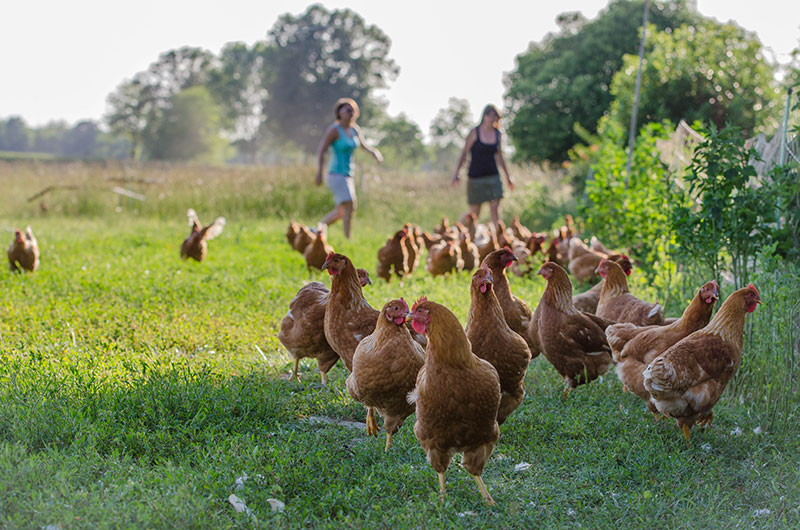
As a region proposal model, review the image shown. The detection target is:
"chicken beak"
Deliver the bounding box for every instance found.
[321,261,329,270]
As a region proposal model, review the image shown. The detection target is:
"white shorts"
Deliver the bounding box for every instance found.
[326,173,356,205]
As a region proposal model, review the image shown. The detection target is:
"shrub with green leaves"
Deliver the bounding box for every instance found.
[671,124,777,287]
[581,120,676,281]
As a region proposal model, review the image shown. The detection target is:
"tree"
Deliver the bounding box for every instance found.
[147,86,228,162]
[61,121,100,159]
[261,4,399,151]
[206,41,268,161]
[429,98,474,148]
[607,21,781,137]
[428,98,474,170]
[1,117,31,152]
[375,113,426,169]
[105,47,217,159]
[504,0,695,162]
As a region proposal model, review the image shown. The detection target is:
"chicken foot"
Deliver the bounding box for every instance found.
[365,407,381,436]
[472,475,496,506]
[697,413,713,428]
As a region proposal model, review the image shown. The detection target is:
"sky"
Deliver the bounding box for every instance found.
[1,0,798,134]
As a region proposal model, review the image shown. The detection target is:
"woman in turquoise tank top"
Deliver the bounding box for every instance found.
[315,98,383,239]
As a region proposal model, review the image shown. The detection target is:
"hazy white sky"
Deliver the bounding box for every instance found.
[1,1,797,133]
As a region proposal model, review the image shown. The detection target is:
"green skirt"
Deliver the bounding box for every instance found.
[467,175,504,205]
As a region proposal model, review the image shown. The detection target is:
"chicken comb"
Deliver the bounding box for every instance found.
[746,283,759,295]
[399,297,409,312]
[411,296,428,311]
[326,251,335,259]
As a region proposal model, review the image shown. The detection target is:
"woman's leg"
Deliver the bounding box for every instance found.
[341,201,355,239]
[321,207,341,226]
[489,199,501,227]
[461,203,482,223]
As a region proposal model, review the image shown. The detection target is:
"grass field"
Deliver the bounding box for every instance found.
[1,161,799,528]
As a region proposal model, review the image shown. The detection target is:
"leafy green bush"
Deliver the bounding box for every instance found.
[671,124,777,287]
[581,120,676,280]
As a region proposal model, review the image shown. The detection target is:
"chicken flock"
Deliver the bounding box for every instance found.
[6,211,762,506]
[278,215,762,505]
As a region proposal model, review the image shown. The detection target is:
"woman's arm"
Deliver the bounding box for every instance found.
[315,125,339,185]
[495,134,514,191]
[355,125,383,163]
[451,128,477,187]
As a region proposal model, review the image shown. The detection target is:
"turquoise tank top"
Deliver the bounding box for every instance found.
[328,124,359,176]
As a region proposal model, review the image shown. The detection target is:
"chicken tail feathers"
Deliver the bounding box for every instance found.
[24,225,36,243]
[642,357,676,396]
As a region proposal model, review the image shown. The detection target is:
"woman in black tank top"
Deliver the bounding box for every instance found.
[450,104,515,227]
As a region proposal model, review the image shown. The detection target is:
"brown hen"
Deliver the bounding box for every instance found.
[409,297,500,505]
[278,269,371,384]
[532,261,613,396]
[466,266,531,424]
[322,252,380,371]
[7,226,39,273]
[643,285,761,441]
[481,248,537,355]
[346,298,425,451]
[596,259,664,326]
[180,209,225,262]
[608,280,719,416]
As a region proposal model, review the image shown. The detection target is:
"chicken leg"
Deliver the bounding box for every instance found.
[473,475,496,506]
[698,413,713,428]
[384,432,393,452]
[682,424,691,445]
[438,472,446,504]
[293,359,300,382]
[365,407,380,436]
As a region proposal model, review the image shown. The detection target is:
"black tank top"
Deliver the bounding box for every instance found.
[467,127,500,178]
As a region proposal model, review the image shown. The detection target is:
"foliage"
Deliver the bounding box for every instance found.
[260,4,399,152]
[205,41,267,156]
[105,47,217,159]
[607,21,781,140]
[671,124,777,287]
[429,97,474,149]
[582,119,676,280]
[374,113,426,170]
[503,0,696,163]
[428,97,474,170]
[0,116,31,151]
[0,117,130,160]
[145,87,230,163]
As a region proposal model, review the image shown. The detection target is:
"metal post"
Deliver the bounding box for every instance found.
[624,0,650,189]
[779,87,793,166]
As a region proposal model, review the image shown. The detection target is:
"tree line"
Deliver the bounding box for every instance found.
[2,1,796,167]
